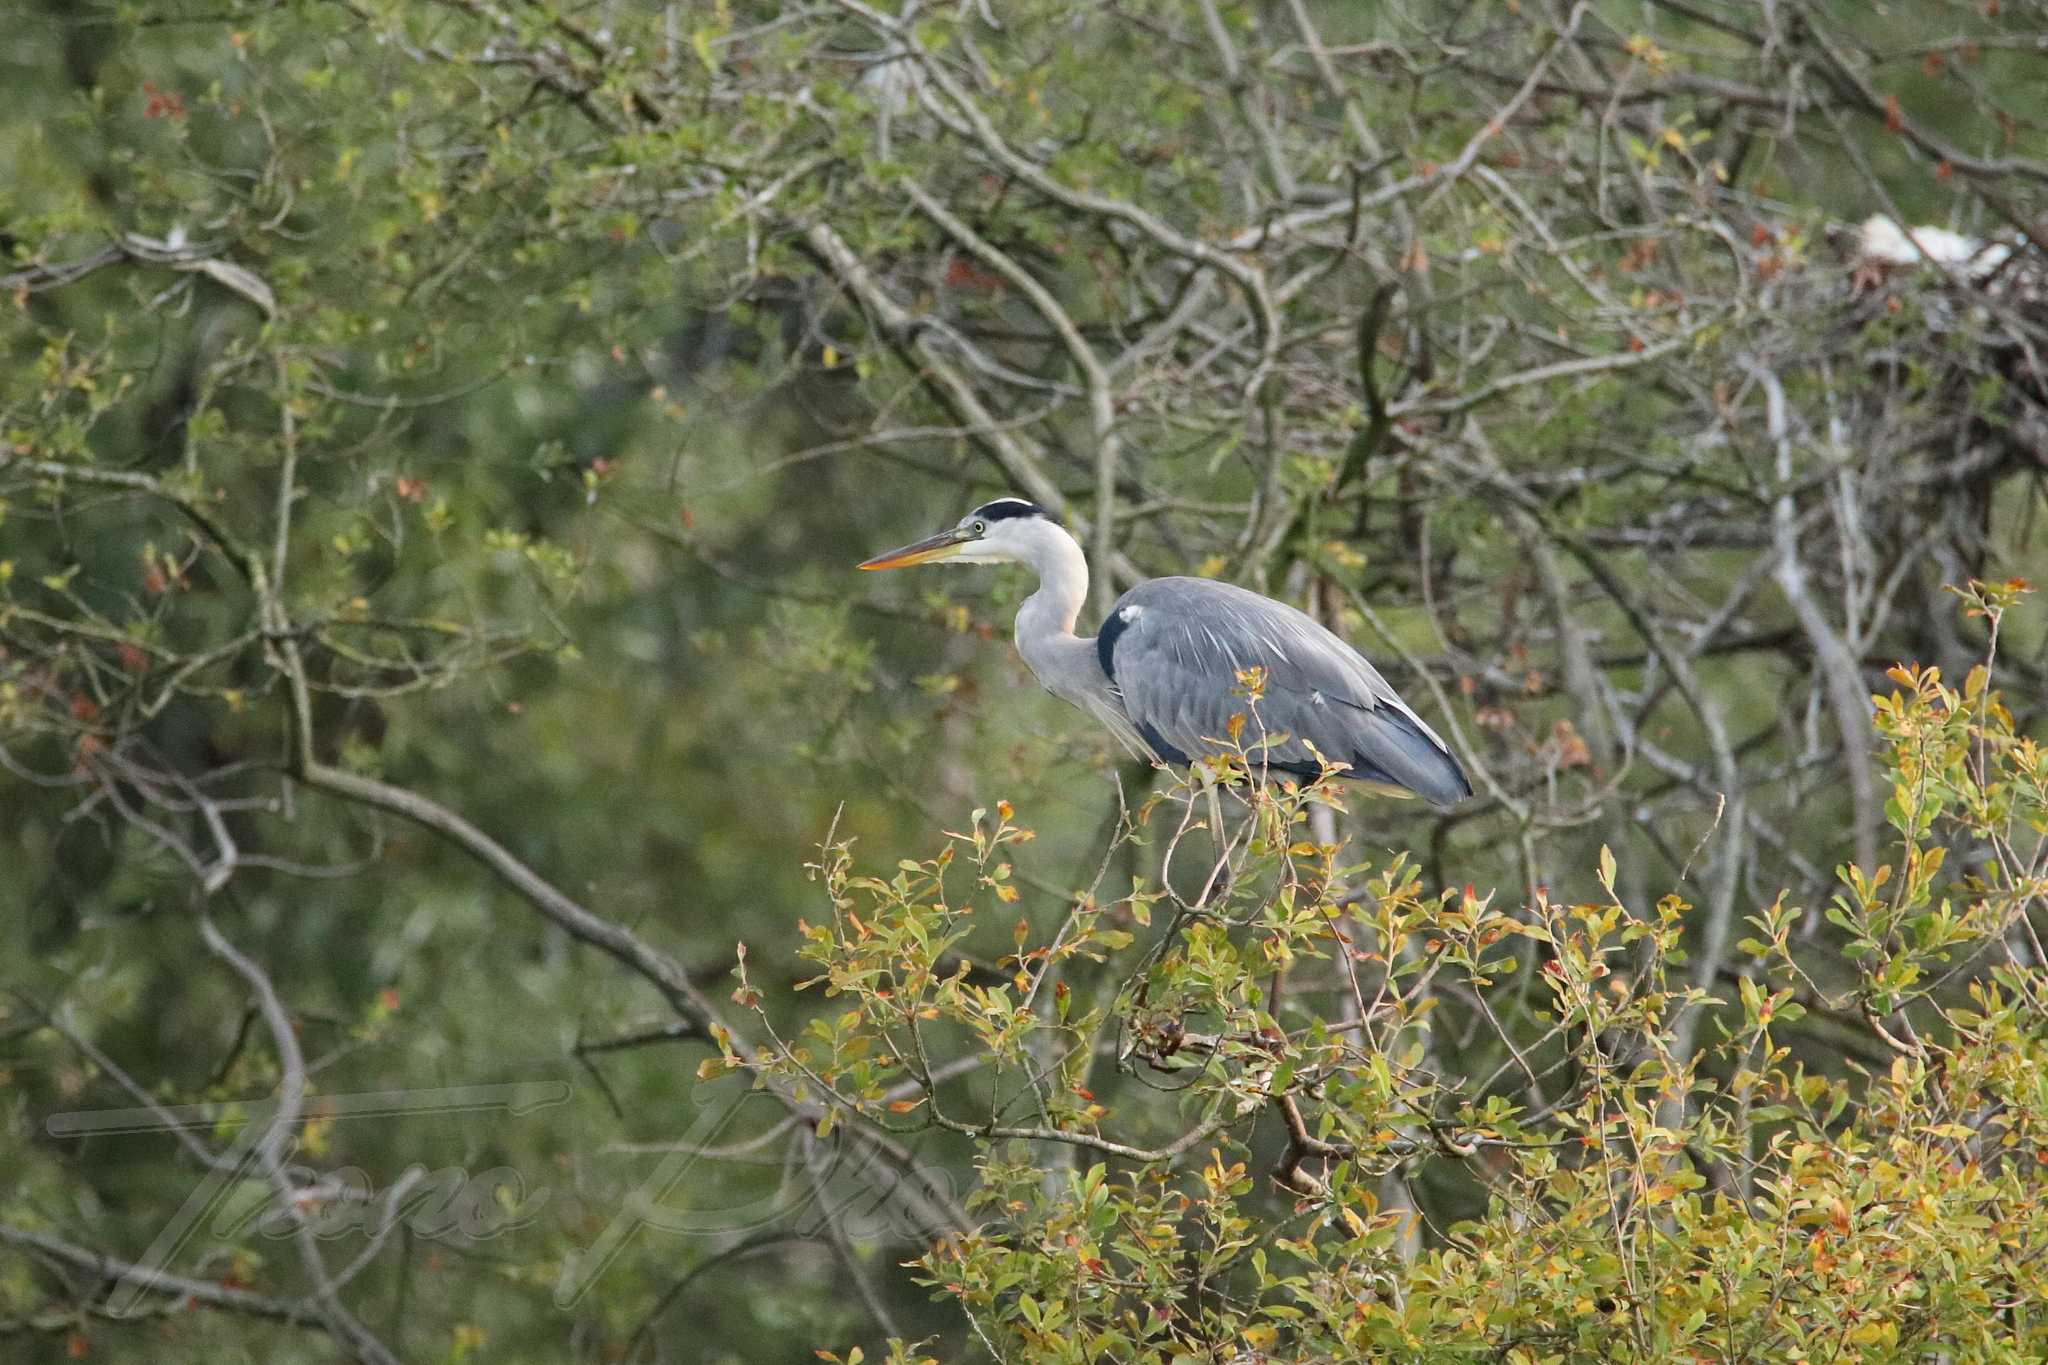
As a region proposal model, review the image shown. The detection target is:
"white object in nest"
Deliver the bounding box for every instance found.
[1858,214,2013,277]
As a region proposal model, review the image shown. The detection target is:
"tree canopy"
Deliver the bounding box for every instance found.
[3,1,2046,1361]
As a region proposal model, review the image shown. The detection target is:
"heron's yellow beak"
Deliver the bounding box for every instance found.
[857,528,974,570]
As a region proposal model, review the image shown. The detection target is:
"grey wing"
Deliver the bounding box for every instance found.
[1097,578,1472,806]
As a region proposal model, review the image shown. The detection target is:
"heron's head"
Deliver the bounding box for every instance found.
[858,497,1051,570]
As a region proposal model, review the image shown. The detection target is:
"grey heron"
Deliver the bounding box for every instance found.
[859,498,1471,806]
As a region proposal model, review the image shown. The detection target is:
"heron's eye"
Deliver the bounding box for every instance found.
[971,519,987,535]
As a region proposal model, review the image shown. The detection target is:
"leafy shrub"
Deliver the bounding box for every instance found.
[765,584,2047,1364]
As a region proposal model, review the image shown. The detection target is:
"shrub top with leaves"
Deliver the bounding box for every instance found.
[766,585,2046,1365]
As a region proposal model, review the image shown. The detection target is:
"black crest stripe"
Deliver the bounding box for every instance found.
[973,498,1045,522]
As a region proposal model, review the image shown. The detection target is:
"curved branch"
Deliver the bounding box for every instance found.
[0,1222,322,1327]
[898,179,1126,619]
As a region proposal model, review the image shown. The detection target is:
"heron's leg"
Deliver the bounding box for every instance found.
[1194,781,1231,906]
[1307,799,1337,849]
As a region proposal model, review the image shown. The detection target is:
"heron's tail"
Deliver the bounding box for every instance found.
[1343,703,1473,808]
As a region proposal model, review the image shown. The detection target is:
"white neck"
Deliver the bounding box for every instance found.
[1012,520,1088,638]
[1009,520,1103,708]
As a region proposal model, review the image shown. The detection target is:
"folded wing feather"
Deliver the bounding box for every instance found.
[1097,577,1471,806]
